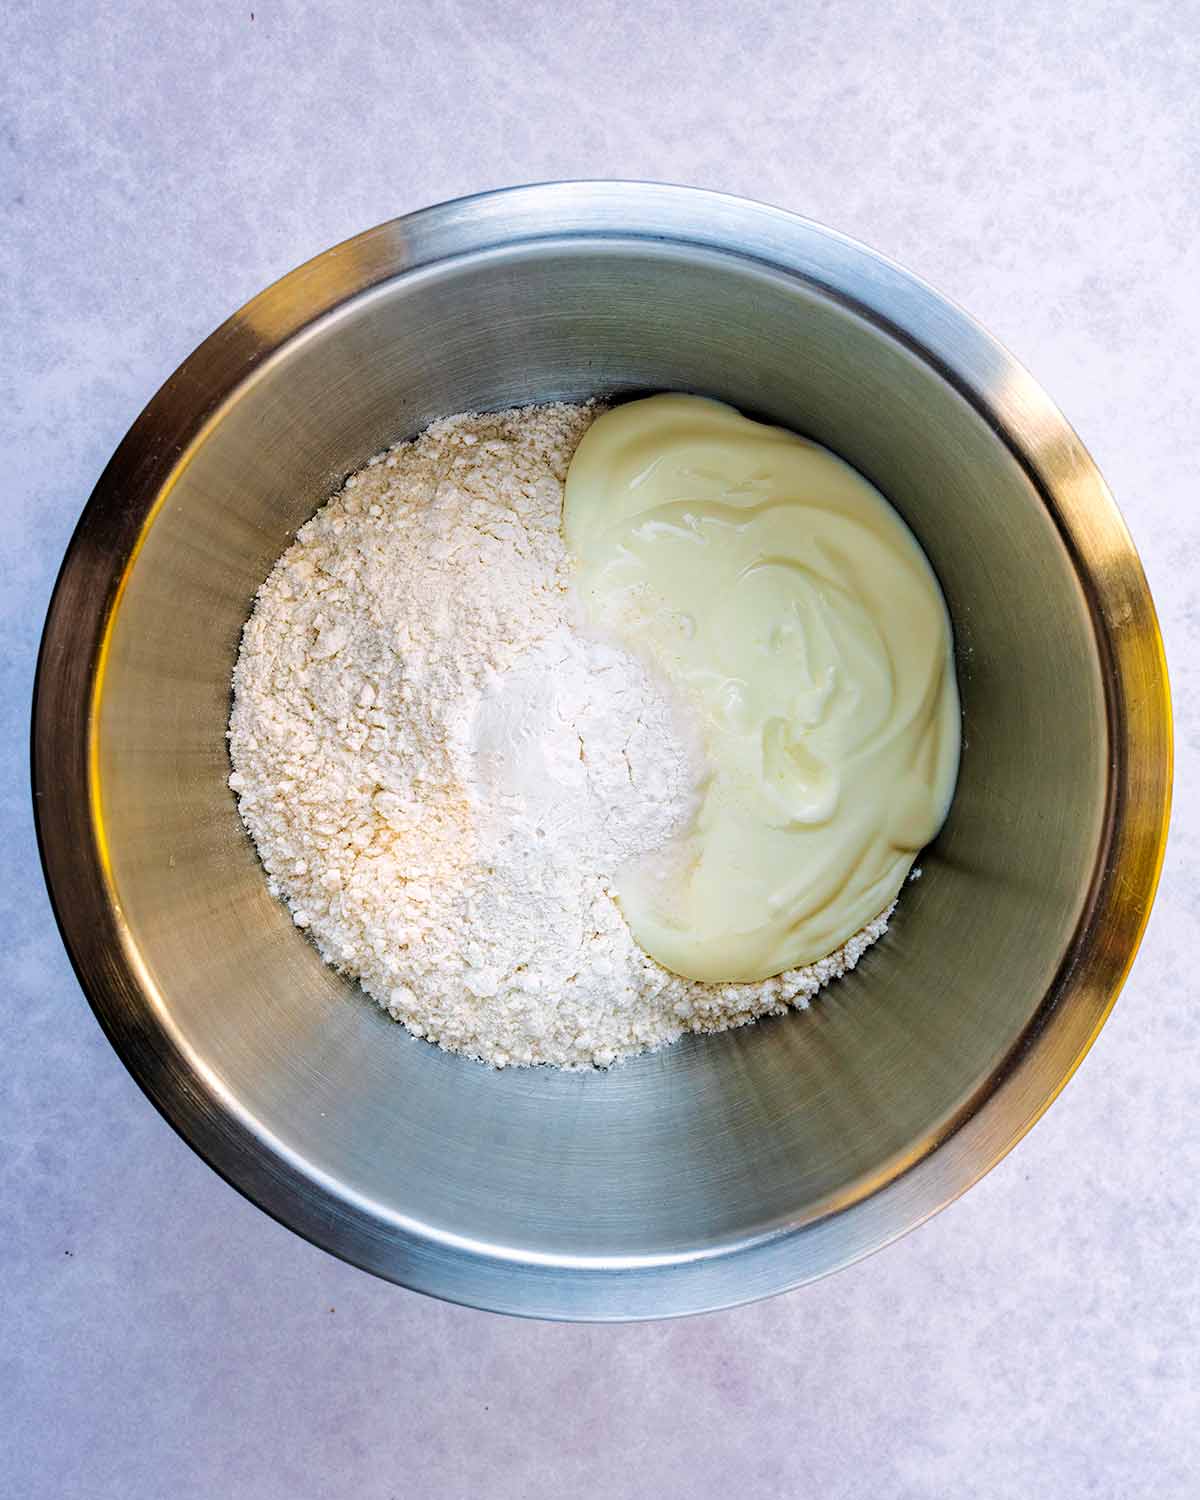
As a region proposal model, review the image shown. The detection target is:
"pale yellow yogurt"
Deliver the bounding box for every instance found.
[563,394,960,983]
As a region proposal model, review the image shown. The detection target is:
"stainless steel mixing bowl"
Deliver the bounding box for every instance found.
[33,183,1171,1319]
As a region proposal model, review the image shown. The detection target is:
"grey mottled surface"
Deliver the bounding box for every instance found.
[3,2,1197,1496]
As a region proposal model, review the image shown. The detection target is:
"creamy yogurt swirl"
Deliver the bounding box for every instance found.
[564,394,960,983]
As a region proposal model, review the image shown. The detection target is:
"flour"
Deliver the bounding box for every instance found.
[229,403,891,1068]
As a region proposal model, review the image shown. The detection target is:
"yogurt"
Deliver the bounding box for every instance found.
[563,393,961,983]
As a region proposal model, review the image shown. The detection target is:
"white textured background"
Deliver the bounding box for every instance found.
[3,2,1197,1496]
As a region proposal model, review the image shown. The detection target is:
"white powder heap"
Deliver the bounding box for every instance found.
[229,403,890,1068]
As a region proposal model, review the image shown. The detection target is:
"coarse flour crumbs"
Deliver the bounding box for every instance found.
[229,403,891,1068]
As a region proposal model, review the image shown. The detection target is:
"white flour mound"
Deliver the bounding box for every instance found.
[229,403,891,1068]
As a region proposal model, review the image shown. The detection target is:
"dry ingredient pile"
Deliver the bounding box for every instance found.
[228,403,891,1068]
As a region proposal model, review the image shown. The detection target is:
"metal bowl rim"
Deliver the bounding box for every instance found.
[31,180,1173,1319]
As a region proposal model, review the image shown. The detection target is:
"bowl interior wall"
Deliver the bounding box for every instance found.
[95,240,1107,1256]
